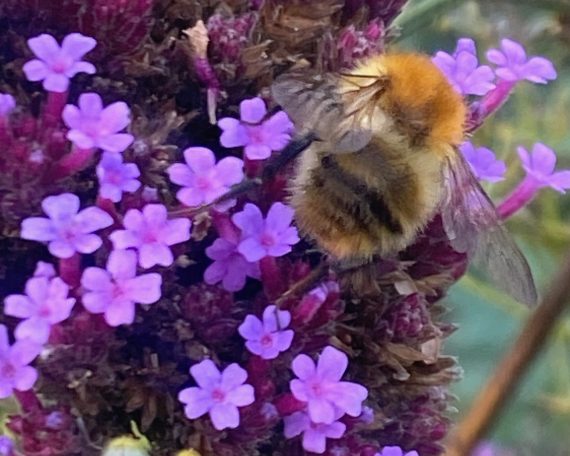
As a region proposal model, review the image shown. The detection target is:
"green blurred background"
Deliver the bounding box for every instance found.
[395,1,570,455]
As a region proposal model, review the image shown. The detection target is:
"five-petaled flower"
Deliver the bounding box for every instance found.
[97,152,141,202]
[204,236,260,292]
[283,410,346,454]
[81,249,162,326]
[460,141,506,183]
[238,305,294,359]
[62,92,134,153]
[0,93,16,117]
[517,143,570,192]
[21,193,113,258]
[23,33,96,93]
[178,359,255,430]
[167,146,244,210]
[290,346,368,424]
[232,202,300,262]
[0,324,41,399]
[375,446,419,456]
[218,97,294,160]
[4,276,76,344]
[486,38,557,84]
[109,204,191,269]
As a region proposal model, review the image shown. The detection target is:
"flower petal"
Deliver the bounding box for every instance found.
[179,387,213,418]
[123,274,162,304]
[183,147,216,173]
[220,363,248,391]
[238,315,264,341]
[43,73,70,93]
[190,359,221,389]
[210,403,239,430]
[4,295,35,319]
[61,33,97,60]
[105,300,136,326]
[14,318,50,344]
[42,193,80,220]
[317,346,348,382]
[225,384,255,407]
[28,34,60,62]
[292,354,316,380]
[20,217,56,242]
[22,60,49,82]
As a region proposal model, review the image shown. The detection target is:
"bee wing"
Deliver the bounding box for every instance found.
[271,72,374,153]
[441,152,538,307]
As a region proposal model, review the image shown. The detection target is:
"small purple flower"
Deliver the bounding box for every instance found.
[0,436,14,456]
[238,305,294,359]
[283,410,346,454]
[375,446,419,456]
[0,93,16,117]
[218,97,294,160]
[109,204,191,269]
[167,147,244,210]
[96,151,141,202]
[290,346,368,424]
[21,193,113,259]
[81,250,162,326]
[232,202,300,262]
[517,143,570,192]
[22,33,96,93]
[460,141,506,182]
[204,237,260,292]
[62,92,134,153]
[486,38,557,84]
[4,276,76,344]
[432,38,495,96]
[0,324,41,399]
[178,359,255,430]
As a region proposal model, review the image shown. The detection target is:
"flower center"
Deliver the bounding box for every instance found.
[309,381,323,397]
[0,362,16,380]
[211,388,226,403]
[195,175,212,191]
[38,305,51,318]
[260,333,273,347]
[260,232,275,247]
[51,57,69,73]
[246,125,264,144]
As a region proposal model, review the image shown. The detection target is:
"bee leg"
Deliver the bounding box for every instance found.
[333,257,382,296]
[262,132,318,180]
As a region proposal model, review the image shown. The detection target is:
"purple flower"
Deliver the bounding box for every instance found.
[0,93,16,116]
[238,305,294,359]
[96,151,141,202]
[109,204,191,269]
[283,410,346,454]
[0,324,41,399]
[460,141,506,182]
[218,97,294,160]
[21,193,113,259]
[167,147,244,210]
[81,250,162,326]
[22,33,96,93]
[4,276,76,344]
[0,436,14,456]
[62,92,134,153]
[432,38,495,96]
[517,143,570,192]
[486,38,557,84]
[232,203,300,262]
[290,346,368,424]
[204,237,260,292]
[375,447,419,456]
[178,359,255,430]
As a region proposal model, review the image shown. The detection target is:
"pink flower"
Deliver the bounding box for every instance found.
[96,152,141,202]
[109,204,191,269]
[204,237,260,292]
[486,38,557,84]
[178,359,255,430]
[22,33,96,93]
[81,250,162,326]
[232,202,300,262]
[290,346,368,424]
[4,276,76,344]
[218,97,294,160]
[460,141,506,183]
[167,147,244,210]
[375,446,419,456]
[238,305,294,359]
[0,93,16,116]
[283,410,346,454]
[0,324,41,399]
[20,193,113,259]
[62,92,134,153]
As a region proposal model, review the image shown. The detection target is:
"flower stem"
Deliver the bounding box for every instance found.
[497,177,539,220]
[467,80,517,133]
[14,390,41,413]
[59,254,81,288]
[43,91,68,128]
[51,146,96,180]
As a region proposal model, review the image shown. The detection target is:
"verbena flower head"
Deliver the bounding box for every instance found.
[4,276,76,344]
[62,92,134,152]
[432,38,495,96]
[0,324,41,399]
[218,97,294,160]
[0,93,16,116]
[21,193,113,258]
[290,346,368,424]
[233,202,300,262]
[375,446,420,456]
[81,249,162,326]
[204,236,260,292]
[178,359,255,430]
[283,410,346,454]
[97,152,141,202]
[22,33,96,92]
[518,143,570,192]
[486,38,557,83]
[109,204,191,268]
[238,305,294,359]
[167,147,244,210]
[460,141,506,182]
